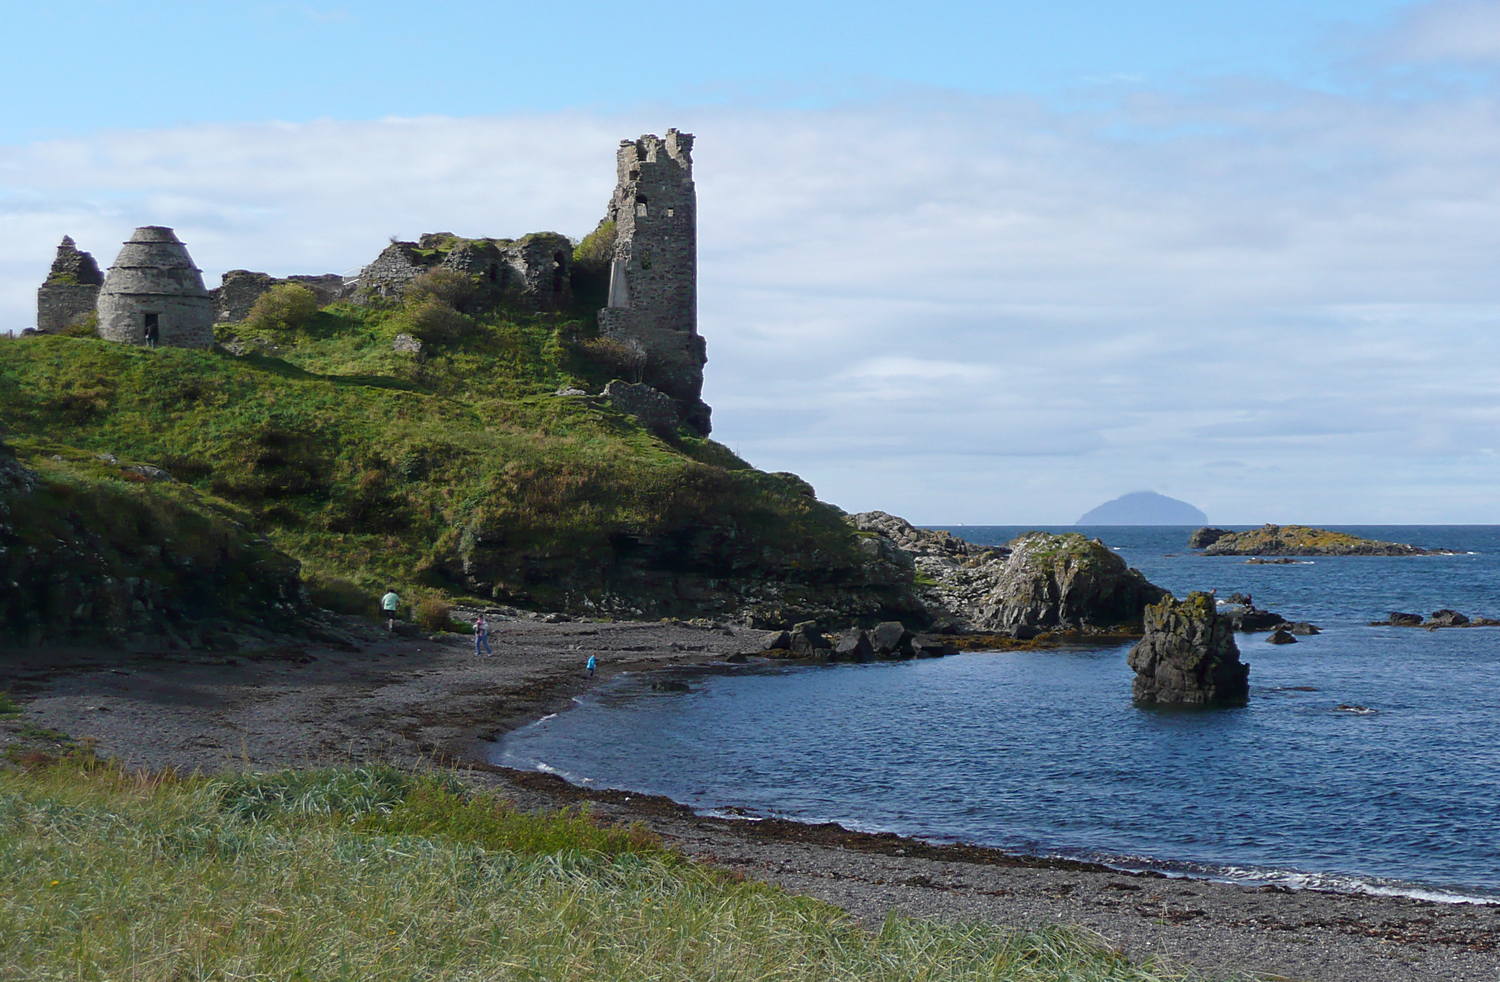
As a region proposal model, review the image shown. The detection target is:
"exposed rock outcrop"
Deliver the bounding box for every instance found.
[1128,592,1249,706]
[972,532,1168,633]
[1196,524,1456,556]
[1188,527,1232,549]
[846,514,1166,634]
[601,380,681,437]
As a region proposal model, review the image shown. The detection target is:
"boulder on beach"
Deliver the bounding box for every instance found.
[1127,592,1249,706]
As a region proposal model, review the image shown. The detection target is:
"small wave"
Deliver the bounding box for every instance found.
[1216,866,1498,905]
[535,761,593,786]
[536,712,558,723]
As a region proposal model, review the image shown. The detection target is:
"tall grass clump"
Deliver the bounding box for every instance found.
[0,760,1219,982]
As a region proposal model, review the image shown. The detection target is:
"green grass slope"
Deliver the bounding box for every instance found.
[0,303,918,626]
[0,442,303,647]
[0,759,1214,981]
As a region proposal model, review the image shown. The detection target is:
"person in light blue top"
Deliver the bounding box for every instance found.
[585,654,597,677]
[380,589,400,632]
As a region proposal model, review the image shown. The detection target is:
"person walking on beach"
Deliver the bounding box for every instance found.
[381,588,401,632]
[473,613,493,656]
[585,654,597,678]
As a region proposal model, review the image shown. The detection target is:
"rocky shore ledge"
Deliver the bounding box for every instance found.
[1190,524,1458,557]
[4,622,1498,982]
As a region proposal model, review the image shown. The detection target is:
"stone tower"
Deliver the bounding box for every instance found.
[36,236,104,333]
[598,129,709,434]
[97,226,215,348]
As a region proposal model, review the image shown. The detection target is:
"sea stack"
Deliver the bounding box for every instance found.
[1127,592,1249,706]
[97,226,215,348]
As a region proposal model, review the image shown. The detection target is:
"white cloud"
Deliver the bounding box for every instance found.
[2,82,1500,523]
[1388,0,1500,62]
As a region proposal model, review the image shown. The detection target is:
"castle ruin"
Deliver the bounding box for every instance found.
[32,130,707,432]
[597,129,708,434]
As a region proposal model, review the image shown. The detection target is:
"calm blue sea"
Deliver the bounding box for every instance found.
[492,526,1500,902]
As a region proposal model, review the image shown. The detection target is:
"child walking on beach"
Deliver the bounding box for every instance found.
[585,654,596,678]
[473,614,493,656]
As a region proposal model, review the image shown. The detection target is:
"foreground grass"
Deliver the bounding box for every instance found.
[0,760,1215,981]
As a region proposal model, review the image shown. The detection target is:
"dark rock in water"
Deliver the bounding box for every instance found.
[1202,524,1455,557]
[1010,624,1043,641]
[832,629,875,662]
[1232,608,1287,633]
[1335,704,1376,715]
[1283,622,1320,636]
[911,635,957,658]
[725,652,751,663]
[1386,611,1424,626]
[1077,491,1207,526]
[1429,609,1470,627]
[869,621,914,658]
[1246,557,1301,565]
[1266,629,1298,645]
[651,680,691,692]
[788,621,831,656]
[1189,527,1232,549]
[1128,592,1248,706]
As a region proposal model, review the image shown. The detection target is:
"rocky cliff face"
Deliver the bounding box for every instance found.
[1127,592,1249,706]
[0,445,307,649]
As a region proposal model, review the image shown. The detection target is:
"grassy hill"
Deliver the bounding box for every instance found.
[0,296,920,632]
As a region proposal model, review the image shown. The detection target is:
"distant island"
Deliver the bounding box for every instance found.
[1076,491,1207,526]
[1190,524,1458,557]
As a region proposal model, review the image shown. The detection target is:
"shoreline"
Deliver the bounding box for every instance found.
[485,655,1500,910]
[4,616,1499,981]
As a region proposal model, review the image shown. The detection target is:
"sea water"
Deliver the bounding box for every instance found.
[491,526,1500,901]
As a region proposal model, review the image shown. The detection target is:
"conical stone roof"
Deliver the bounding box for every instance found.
[100,226,210,298]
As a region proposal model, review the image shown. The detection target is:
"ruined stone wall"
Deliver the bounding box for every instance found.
[213,270,345,322]
[35,236,103,333]
[347,233,572,311]
[596,129,708,434]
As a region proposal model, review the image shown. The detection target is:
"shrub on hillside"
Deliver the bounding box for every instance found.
[413,597,454,632]
[573,335,646,383]
[58,313,98,338]
[406,269,484,314]
[400,299,471,344]
[245,284,320,333]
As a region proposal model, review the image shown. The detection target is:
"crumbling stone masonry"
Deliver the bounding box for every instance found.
[35,236,103,333]
[97,227,215,348]
[213,270,345,323]
[597,130,710,435]
[346,232,573,310]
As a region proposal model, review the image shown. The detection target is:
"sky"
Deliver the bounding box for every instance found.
[3,0,1499,524]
